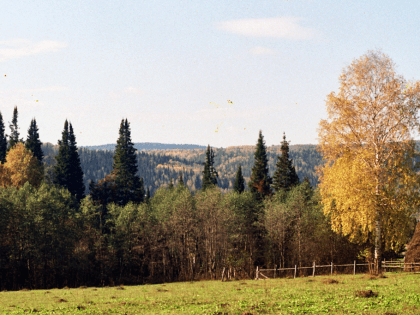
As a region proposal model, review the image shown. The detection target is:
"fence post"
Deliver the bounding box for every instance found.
[331,262,333,275]
[274,265,277,279]
[353,260,356,275]
[312,261,316,277]
[294,265,297,279]
[256,266,259,280]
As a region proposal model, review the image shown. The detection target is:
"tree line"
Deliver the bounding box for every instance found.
[0,50,419,288]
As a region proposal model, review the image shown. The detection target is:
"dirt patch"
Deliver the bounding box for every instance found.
[323,279,339,284]
[355,290,378,298]
[44,291,50,294]
[220,303,229,308]
[57,298,67,303]
[77,305,86,310]
[156,288,168,292]
[116,286,125,290]
[241,312,253,315]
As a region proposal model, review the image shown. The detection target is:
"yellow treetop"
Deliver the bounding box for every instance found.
[0,142,43,188]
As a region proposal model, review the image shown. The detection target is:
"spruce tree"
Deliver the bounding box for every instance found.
[8,106,21,149]
[68,123,86,202]
[202,145,218,191]
[112,119,144,205]
[54,120,70,189]
[248,130,271,200]
[272,133,299,192]
[25,118,44,162]
[233,164,245,193]
[54,120,85,202]
[0,112,7,163]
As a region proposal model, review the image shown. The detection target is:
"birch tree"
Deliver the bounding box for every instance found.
[318,50,420,272]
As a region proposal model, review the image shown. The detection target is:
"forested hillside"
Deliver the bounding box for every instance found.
[42,142,323,195]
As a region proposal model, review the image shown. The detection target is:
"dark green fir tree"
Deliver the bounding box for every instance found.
[272,133,300,192]
[0,111,7,163]
[54,120,85,202]
[8,106,21,150]
[68,123,85,202]
[25,118,44,162]
[54,120,71,189]
[112,119,145,205]
[233,164,245,193]
[248,130,271,200]
[202,145,218,191]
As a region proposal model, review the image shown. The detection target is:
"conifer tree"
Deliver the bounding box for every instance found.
[233,164,245,193]
[8,106,21,149]
[202,145,218,191]
[54,120,71,189]
[68,123,85,202]
[54,120,85,202]
[25,118,43,163]
[0,112,7,163]
[112,119,144,205]
[272,133,299,192]
[248,131,271,200]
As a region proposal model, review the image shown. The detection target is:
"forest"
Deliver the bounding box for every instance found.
[1,51,420,290]
[42,141,323,196]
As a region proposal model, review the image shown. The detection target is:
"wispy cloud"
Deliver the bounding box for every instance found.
[249,46,276,55]
[0,39,68,62]
[216,17,317,40]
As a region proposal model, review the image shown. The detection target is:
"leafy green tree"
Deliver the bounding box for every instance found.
[0,112,7,163]
[272,133,299,192]
[202,145,218,191]
[233,164,245,193]
[248,131,271,200]
[112,119,144,205]
[25,118,43,163]
[8,106,21,150]
[54,120,85,202]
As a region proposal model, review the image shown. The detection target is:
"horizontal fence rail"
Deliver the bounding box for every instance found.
[254,260,419,280]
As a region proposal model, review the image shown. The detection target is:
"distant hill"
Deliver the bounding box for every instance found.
[42,143,323,195]
[82,143,207,151]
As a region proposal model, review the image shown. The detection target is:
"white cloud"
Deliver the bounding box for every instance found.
[249,46,276,55]
[216,17,317,40]
[0,39,68,62]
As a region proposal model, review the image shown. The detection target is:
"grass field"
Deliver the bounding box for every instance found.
[1,272,420,314]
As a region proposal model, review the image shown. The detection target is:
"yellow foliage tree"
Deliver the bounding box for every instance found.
[318,51,420,271]
[0,142,43,188]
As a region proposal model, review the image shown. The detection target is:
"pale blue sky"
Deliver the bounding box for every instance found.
[1,0,419,147]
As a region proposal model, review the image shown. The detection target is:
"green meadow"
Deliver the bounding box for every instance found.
[1,272,419,314]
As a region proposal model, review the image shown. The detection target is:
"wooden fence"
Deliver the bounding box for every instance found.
[255,260,420,280]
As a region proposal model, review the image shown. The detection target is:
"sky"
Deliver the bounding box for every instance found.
[1,0,420,148]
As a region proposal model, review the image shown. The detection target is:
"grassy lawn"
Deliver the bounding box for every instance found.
[1,272,420,314]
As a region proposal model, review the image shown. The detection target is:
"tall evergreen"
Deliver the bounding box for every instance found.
[0,112,7,163]
[54,120,71,189]
[68,123,86,202]
[272,133,299,192]
[8,106,21,149]
[112,119,144,205]
[178,172,184,187]
[233,164,245,193]
[54,120,85,202]
[248,130,272,200]
[25,118,44,162]
[202,145,218,191]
